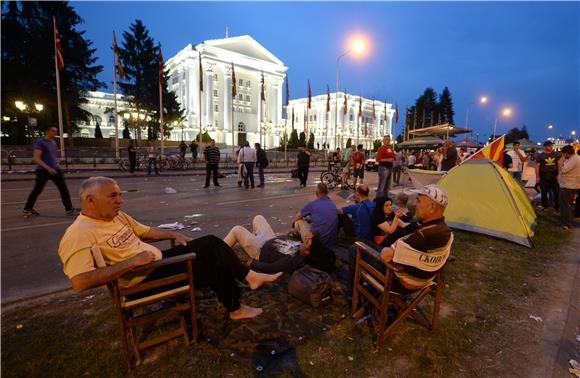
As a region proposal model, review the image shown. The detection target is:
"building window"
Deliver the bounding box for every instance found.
[349,114,354,121]
[214,104,219,112]
[213,89,218,97]
[246,80,251,87]
[245,95,251,102]
[238,79,244,87]
[109,115,115,124]
[238,94,243,101]
[81,129,90,138]
[238,122,246,132]
[214,120,219,127]
[213,73,218,81]
[314,115,317,121]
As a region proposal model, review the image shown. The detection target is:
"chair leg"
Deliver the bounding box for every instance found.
[117,310,133,371]
[351,249,363,317]
[187,263,198,344]
[375,282,392,352]
[431,284,444,331]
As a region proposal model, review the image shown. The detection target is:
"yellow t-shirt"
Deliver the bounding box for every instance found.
[58,211,162,288]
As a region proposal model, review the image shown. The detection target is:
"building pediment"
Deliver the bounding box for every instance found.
[199,35,284,66]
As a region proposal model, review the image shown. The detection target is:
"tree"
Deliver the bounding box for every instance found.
[94,120,103,139]
[373,139,382,151]
[118,20,183,142]
[396,133,404,143]
[299,131,306,147]
[505,126,530,144]
[346,138,352,148]
[288,129,299,148]
[307,132,315,149]
[1,1,104,145]
[439,87,455,124]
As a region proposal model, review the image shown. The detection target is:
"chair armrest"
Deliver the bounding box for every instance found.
[354,241,403,272]
[132,252,196,273]
[141,238,176,247]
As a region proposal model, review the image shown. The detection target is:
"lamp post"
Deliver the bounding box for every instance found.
[492,107,512,140]
[14,100,44,143]
[335,38,365,151]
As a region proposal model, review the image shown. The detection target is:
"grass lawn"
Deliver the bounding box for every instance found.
[1,211,574,377]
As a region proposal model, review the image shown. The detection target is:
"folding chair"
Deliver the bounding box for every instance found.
[91,240,197,370]
[351,241,447,352]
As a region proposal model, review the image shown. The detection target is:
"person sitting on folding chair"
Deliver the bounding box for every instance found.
[58,176,281,320]
[377,184,452,291]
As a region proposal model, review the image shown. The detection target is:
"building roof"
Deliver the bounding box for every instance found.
[408,123,471,136]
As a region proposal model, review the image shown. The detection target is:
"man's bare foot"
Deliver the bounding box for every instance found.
[245,270,282,290]
[229,304,263,320]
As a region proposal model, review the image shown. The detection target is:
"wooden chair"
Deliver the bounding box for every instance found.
[91,240,197,370]
[351,241,447,352]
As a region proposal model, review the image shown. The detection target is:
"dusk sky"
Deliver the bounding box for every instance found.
[74,1,580,144]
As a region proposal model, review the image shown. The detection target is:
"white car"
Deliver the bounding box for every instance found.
[365,154,378,171]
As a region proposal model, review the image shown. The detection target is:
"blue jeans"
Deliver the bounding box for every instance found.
[511,171,522,182]
[377,166,392,198]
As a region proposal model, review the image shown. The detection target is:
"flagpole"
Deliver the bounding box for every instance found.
[159,74,164,159]
[53,17,65,162]
[198,52,203,159]
[112,32,120,160]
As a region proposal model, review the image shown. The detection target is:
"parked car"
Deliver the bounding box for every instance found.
[365,154,378,171]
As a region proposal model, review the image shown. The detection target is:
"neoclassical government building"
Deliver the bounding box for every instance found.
[80,35,395,149]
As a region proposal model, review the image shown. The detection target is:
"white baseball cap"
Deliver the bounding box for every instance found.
[410,184,448,208]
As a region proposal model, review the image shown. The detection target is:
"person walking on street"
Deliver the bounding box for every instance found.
[506,141,527,182]
[376,135,395,198]
[297,145,311,187]
[127,140,137,174]
[557,145,580,230]
[23,125,78,217]
[203,139,221,188]
[190,140,198,162]
[441,140,458,171]
[393,149,403,185]
[238,141,256,189]
[352,144,365,187]
[179,140,187,159]
[536,140,560,211]
[147,141,159,175]
[255,143,269,188]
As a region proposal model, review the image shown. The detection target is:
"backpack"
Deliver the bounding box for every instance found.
[288,266,333,307]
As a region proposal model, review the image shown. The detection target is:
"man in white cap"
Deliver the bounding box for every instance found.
[378,184,453,291]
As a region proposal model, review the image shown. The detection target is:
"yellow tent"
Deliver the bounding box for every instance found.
[438,158,537,247]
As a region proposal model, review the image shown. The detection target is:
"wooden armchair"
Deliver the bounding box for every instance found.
[351,241,446,352]
[91,240,197,370]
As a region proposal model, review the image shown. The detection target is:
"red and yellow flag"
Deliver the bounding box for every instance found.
[231,62,237,97]
[307,80,312,109]
[261,71,265,102]
[53,17,64,70]
[198,52,203,92]
[158,44,164,86]
[113,31,124,80]
[343,89,348,115]
[326,85,330,113]
[395,102,399,124]
[468,135,505,165]
[372,99,376,120]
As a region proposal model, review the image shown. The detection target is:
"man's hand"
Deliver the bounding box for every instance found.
[46,167,58,175]
[379,247,394,263]
[131,250,157,268]
[172,232,193,246]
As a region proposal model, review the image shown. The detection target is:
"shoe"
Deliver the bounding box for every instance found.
[215,184,221,187]
[23,209,40,217]
[203,185,209,188]
[66,208,80,216]
[237,181,242,187]
[536,205,545,211]
[563,225,571,231]
[257,184,264,188]
[251,185,255,189]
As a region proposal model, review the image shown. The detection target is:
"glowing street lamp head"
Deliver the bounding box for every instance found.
[480,96,488,104]
[548,124,553,129]
[34,103,44,112]
[14,101,26,111]
[352,39,365,55]
[502,108,512,117]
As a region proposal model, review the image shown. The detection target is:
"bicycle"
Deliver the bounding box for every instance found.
[320,163,355,190]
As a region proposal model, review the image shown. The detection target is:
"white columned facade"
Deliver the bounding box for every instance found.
[223,66,233,146]
[205,63,214,129]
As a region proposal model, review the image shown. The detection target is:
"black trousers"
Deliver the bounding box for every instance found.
[24,169,72,211]
[128,154,137,173]
[205,163,219,186]
[540,172,559,210]
[147,158,158,174]
[142,235,249,312]
[298,166,309,186]
[243,162,255,188]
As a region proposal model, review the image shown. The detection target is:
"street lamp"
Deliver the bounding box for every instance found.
[335,37,366,150]
[465,95,488,129]
[14,100,44,142]
[492,107,512,139]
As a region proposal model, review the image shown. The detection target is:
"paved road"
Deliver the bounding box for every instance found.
[1,171,380,304]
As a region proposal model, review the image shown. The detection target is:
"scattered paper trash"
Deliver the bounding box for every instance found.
[184,213,204,218]
[83,295,95,301]
[309,361,314,366]
[270,350,276,355]
[576,334,580,343]
[158,222,185,230]
[16,324,23,329]
[348,356,354,361]
[529,315,543,322]
[164,187,177,194]
[256,366,263,372]
[570,360,580,370]
[191,227,202,232]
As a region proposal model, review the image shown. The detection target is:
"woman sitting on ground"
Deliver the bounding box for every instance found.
[372,197,417,247]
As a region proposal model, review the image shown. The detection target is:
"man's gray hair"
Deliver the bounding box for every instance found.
[79,176,117,200]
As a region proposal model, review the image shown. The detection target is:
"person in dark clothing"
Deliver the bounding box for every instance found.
[203,139,221,188]
[127,140,137,173]
[297,145,311,187]
[190,140,198,162]
[255,143,269,187]
[23,125,77,217]
[372,196,418,248]
[179,140,188,158]
[441,140,458,171]
[503,149,513,170]
[536,140,560,210]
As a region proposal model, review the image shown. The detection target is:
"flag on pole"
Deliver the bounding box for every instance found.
[198,52,203,92]
[384,100,387,124]
[53,17,64,70]
[307,80,312,109]
[465,135,505,165]
[158,44,164,85]
[358,96,362,114]
[285,75,290,106]
[231,62,237,97]
[372,99,376,120]
[343,89,348,115]
[113,31,124,80]
[326,85,330,113]
[395,102,399,124]
[260,71,265,102]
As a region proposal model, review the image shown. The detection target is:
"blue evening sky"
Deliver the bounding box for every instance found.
[73,1,579,143]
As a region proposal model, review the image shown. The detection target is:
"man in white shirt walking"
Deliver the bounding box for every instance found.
[506,141,527,182]
[558,145,580,230]
[238,141,257,189]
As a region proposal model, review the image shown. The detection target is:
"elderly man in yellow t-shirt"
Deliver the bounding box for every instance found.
[58,176,281,320]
